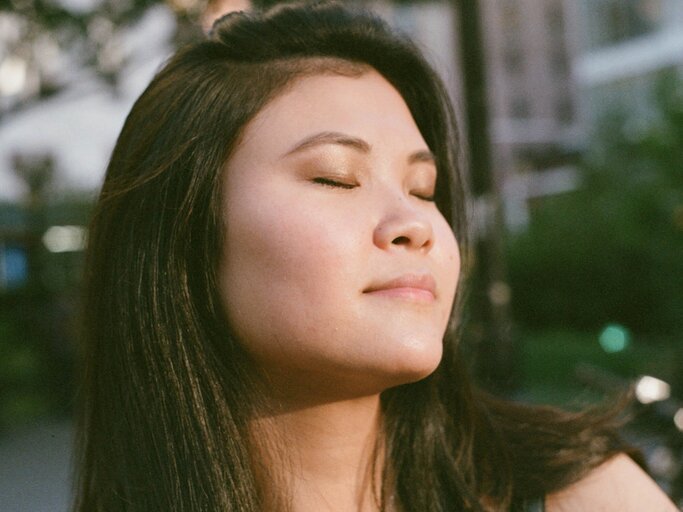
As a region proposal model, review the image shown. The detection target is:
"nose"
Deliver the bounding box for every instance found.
[373,197,434,252]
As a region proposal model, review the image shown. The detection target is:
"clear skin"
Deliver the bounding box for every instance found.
[218,70,678,511]
[220,69,459,511]
[220,70,460,404]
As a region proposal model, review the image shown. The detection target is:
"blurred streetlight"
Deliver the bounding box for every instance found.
[42,226,87,254]
[635,375,672,404]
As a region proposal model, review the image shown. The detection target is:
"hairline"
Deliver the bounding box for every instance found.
[222,55,379,169]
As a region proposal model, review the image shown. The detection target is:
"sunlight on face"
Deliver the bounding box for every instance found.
[219,69,460,401]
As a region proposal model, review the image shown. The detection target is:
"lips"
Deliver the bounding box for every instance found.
[363,273,437,302]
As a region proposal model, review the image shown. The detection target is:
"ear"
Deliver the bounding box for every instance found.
[546,453,678,512]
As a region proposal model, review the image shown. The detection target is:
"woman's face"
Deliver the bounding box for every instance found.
[219,69,460,400]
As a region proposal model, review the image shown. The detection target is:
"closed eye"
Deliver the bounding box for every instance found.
[412,191,435,202]
[312,177,357,189]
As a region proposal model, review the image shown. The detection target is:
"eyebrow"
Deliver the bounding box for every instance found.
[282,130,436,166]
[284,131,370,155]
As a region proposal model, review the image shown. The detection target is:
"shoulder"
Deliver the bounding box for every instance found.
[545,453,679,512]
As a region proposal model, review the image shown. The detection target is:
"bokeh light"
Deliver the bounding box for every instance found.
[42,225,87,253]
[674,408,683,432]
[0,56,28,97]
[598,323,631,353]
[635,375,671,404]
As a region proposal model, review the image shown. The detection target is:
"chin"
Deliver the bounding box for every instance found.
[375,337,443,386]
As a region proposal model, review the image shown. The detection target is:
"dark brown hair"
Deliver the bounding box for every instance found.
[74,1,634,510]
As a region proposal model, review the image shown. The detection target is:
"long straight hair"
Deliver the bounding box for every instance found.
[74,2,633,510]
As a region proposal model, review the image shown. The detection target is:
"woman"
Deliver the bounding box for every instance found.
[74,1,677,510]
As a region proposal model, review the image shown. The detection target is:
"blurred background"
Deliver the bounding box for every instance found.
[0,0,681,510]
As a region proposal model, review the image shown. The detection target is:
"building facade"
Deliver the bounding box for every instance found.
[571,0,683,125]
[373,0,582,229]
[481,0,582,228]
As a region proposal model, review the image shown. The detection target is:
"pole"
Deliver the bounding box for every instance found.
[455,0,516,393]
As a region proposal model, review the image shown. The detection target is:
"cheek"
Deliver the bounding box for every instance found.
[218,194,364,357]
[433,216,461,305]
[226,200,357,290]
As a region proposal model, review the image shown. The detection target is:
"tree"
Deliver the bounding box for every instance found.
[0,0,209,122]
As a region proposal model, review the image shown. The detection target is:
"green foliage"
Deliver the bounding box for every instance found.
[1,0,167,116]
[0,312,51,431]
[0,194,92,431]
[519,329,679,407]
[507,71,683,336]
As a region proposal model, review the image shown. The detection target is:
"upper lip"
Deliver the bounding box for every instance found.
[363,273,437,296]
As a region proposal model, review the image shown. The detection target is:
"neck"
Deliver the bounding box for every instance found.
[253,393,386,512]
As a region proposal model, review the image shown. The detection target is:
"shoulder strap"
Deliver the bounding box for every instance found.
[511,495,545,512]
[518,496,545,512]
[529,496,545,512]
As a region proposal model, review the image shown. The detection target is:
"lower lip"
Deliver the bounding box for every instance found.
[365,287,435,302]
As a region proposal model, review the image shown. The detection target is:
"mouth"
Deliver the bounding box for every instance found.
[363,273,437,302]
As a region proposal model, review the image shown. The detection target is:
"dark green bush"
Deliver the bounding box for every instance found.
[507,71,683,336]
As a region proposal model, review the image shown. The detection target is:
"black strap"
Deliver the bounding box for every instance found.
[529,496,545,512]
[519,496,545,512]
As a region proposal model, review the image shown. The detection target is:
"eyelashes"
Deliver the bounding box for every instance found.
[311,177,435,202]
[414,192,435,202]
[311,177,357,189]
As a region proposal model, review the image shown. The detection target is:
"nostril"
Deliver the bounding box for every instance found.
[375,218,434,251]
[392,236,411,245]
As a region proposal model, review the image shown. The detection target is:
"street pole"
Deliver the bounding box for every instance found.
[455,0,517,394]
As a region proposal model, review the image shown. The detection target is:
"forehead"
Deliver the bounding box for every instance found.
[230,69,428,163]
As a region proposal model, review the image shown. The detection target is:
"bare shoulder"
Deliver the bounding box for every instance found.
[546,453,679,512]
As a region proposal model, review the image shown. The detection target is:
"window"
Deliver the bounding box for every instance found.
[586,0,663,49]
[511,96,531,119]
[504,46,524,74]
[555,97,574,124]
[550,47,569,76]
